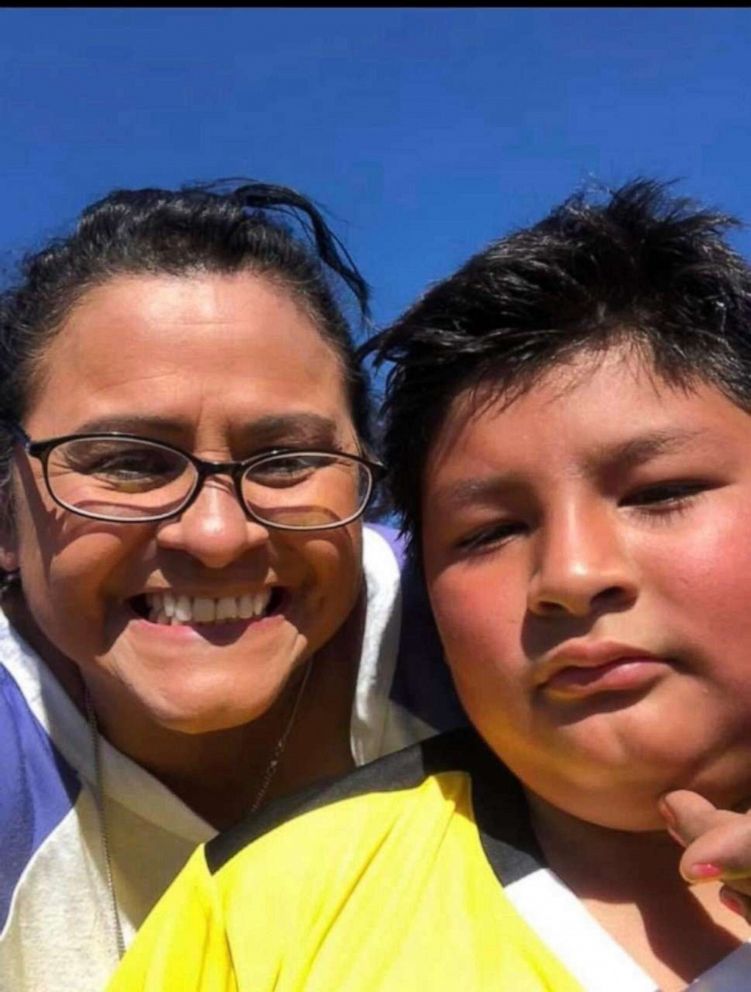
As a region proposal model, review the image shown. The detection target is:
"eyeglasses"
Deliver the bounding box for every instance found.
[10,425,384,531]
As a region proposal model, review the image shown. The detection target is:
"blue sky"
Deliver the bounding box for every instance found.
[2,7,751,338]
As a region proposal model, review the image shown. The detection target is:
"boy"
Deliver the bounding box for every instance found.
[109,180,751,991]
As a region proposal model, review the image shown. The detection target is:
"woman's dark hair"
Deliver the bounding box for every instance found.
[0,179,372,507]
[366,178,751,556]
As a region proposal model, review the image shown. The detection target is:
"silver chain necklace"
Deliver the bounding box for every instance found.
[84,689,126,961]
[83,657,313,960]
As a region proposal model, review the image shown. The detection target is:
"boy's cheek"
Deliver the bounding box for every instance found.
[647,501,751,614]
[430,573,527,695]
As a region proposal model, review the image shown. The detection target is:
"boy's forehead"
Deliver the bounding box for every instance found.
[427,346,645,449]
[454,345,676,416]
[422,344,749,486]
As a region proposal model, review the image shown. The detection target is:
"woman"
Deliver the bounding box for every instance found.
[0,180,463,992]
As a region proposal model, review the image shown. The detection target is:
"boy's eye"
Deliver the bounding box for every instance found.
[456,520,526,553]
[621,481,709,510]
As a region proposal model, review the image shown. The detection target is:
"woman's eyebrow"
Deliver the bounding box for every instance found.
[70,412,340,446]
[237,413,339,447]
[69,414,187,435]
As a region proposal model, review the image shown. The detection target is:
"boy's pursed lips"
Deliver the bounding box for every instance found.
[534,640,669,688]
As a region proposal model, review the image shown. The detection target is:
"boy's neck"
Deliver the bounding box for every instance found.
[526,788,680,886]
[525,788,746,992]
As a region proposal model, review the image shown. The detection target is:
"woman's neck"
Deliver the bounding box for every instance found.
[144,623,361,829]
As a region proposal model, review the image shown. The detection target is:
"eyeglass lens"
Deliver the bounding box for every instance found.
[44,437,371,527]
[242,451,370,528]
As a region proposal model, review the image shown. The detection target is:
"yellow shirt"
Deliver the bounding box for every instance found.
[108,731,584,992]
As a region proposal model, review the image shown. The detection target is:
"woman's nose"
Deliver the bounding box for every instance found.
[526,504,638,618]
[155,478,269,568]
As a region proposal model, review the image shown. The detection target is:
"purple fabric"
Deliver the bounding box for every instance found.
[391,553,468,730]
[368,524,468,732]
[0,665,80,930]
[367,523,406,568]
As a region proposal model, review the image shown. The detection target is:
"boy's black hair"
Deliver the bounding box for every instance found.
[366,179,751,555]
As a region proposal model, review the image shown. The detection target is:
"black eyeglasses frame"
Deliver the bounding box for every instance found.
[8,423,385,531]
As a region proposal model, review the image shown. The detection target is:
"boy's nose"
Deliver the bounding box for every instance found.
[526,505,638,618]
[156,478,269,568]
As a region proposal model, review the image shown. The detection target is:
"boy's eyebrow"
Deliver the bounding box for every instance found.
[587,427,709,471]
[432,427,709,510]
[431,474,529,510]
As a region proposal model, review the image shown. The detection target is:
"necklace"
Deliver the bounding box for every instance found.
[83,656,313,959]
[248,658,313,814]
[84,689,126,961]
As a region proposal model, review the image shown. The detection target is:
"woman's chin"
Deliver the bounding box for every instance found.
[140,693,274,736]
[102,612,305,730]
[111,656,288,736]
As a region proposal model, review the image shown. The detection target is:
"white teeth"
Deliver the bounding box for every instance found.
[238,593,255,619]
[216,596,239,621]
[260,590,272,615]
[143,590,274,625]
[175,595,192,623]
[192,597,216,623]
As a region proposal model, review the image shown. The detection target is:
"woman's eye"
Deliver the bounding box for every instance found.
[249,456,319,487]
[94,456,158,476]
[622,482,709,511]
[77,453,174,480]
[57,442,185,491]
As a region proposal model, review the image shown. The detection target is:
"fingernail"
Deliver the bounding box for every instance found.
[658,797,684,844]
[720,889,745,916]
[686,862,723,881]
[664,824,684,845]
[658,796,677,830]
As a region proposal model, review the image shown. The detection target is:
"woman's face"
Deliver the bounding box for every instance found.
[1,272,363,738]
[421,345,751,830]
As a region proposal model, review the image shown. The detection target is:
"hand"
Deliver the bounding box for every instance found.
[659,790,751,921]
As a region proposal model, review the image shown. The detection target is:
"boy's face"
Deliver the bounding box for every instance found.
[421,344,751,830]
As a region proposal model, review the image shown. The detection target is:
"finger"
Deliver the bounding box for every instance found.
[719,885,751,922]
[722,878,751,897]
[679,819,751,884]
[660,790,751,885]
[659,790,723,846]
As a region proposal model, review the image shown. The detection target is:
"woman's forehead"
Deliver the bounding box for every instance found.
[24,271,353,437]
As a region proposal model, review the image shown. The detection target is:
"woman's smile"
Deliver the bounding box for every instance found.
[124,600,286,648]
[140,589,276,625]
